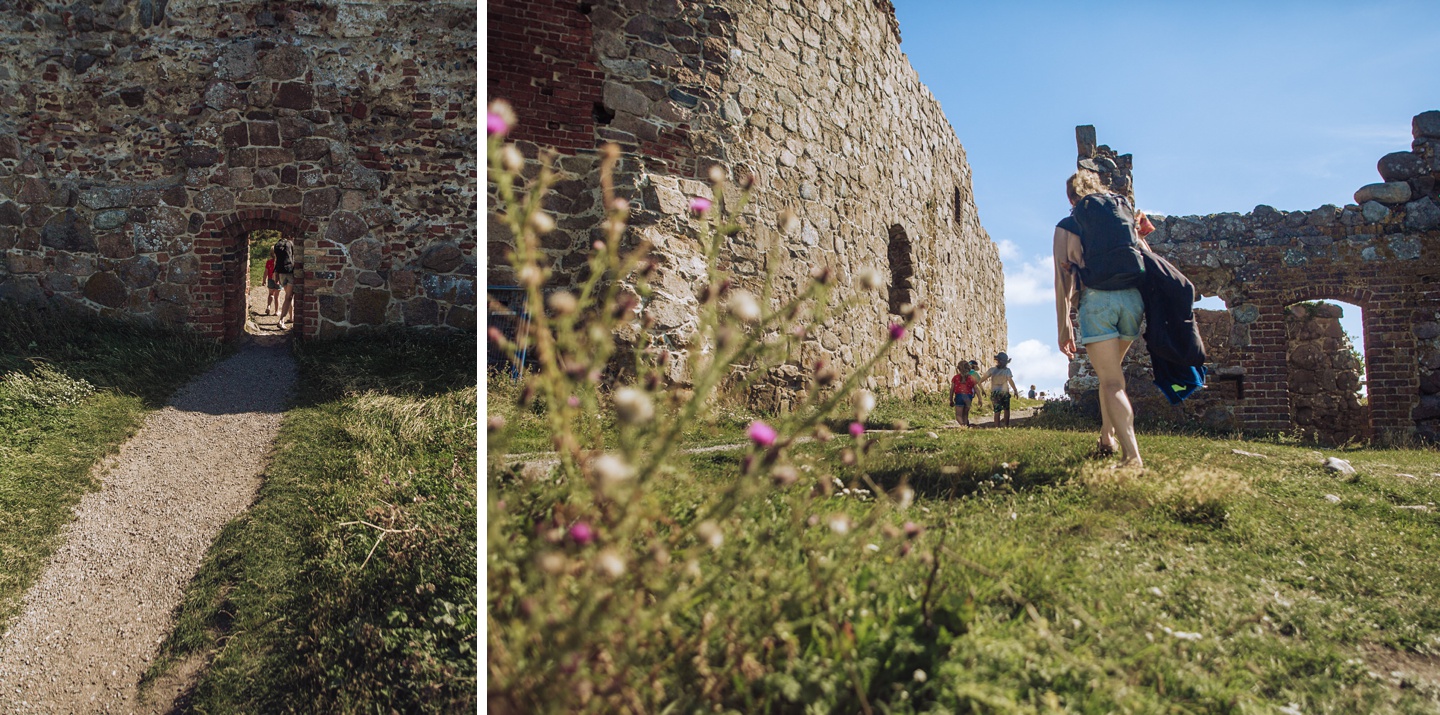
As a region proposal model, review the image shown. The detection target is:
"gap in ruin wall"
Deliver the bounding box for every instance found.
[0,1,479,340]
[487,0,1005,403]
[1062,114,1440,441]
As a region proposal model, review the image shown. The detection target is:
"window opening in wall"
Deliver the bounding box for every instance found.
[886,224,913,315]
[1283,299,1369,445]
[245,229,294,336]
[953,186,963,224]
[593,101,615,125]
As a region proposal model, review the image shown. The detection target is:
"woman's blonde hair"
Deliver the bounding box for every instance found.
[1066,170,1106,204]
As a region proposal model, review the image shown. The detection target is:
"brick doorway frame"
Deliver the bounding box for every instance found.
[212,212,318,342]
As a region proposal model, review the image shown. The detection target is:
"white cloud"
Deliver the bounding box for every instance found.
[995,238,1021,260]
[1006,339,1070,396]
[1002,254,1053,306]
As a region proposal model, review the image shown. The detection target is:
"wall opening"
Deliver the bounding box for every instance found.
[952,186,963,224]
[1284,299,1369,444]
[243,229,293,336]
[886,224,913,315]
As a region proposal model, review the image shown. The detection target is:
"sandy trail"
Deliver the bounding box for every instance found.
[0,339,296,714]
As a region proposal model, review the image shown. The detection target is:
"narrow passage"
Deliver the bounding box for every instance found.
[0,342,296,714]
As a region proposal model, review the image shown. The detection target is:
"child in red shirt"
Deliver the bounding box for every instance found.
[263,256,280,315]
[950,361,979,427]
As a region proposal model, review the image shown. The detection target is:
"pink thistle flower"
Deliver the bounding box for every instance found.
[849,422,865,438]
[569,522,594,545]
[889,323,906,341]
[487,112,510,136]
[689,196,712,216]
[747,420,777,447]
[567,395,581,408]
[903,521,923,539]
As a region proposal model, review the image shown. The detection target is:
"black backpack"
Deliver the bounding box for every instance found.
[1071,193,1145,291]
[274,238,294,274]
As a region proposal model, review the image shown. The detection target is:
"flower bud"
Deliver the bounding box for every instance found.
[828,514,850,535]
[854,389,876,420]
[613,387,654,424]
[695,520,723,549]
[487,415,506,432]
[813,424,833,442]
[501,144,524,173]
[738,172,757,190]
[591,454,636,486]
[770,465,799,487]
[518,264,541,289]
[536,552,566,574]
[858,268,882,291]
[597,549,626,578]
[601,143,621,161]
[547,291,577,315]
[809,264,832,284]
[707,164,726,185]
[528,211,555,234]
[778,209,800,234]
[727,290,762,323]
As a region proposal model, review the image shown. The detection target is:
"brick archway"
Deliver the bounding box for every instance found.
[206,210,319,342]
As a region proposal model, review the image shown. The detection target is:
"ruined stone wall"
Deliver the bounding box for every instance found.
[1060,114,1440,442]
[0,0,479,340]
[487,0,1005,402]
[1068,305,1368,445]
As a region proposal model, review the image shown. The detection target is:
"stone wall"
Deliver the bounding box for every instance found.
[1061,114,1440,442]
[0,0,479,340]
[487,0,1006,401]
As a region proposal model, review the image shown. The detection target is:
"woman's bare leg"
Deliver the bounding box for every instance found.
[1086,338,1140,466]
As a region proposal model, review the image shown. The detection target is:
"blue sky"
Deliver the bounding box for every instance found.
[893,0,1440,396]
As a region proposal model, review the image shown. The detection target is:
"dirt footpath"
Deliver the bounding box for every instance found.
[0,342,296,714]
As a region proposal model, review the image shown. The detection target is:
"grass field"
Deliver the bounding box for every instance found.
[149,329,478,713]
[0,303,223,632]
[489,405,1440,712]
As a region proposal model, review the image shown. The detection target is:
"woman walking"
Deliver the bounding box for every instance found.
[1053,171,1146,467]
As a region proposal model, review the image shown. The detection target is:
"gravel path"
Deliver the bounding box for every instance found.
[0,341,297,714]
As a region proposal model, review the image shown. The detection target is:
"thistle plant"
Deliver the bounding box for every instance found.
[486,100,931,713]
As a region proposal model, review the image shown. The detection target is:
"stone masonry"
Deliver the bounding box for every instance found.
[0,1,479,341]
[488,0,1006,403]
[1064,114,1440,442]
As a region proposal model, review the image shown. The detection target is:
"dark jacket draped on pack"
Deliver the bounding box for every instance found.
[1138,247,1207,404]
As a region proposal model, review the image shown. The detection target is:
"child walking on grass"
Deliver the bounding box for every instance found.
[979,352,1020,427]
[950,361,979,427]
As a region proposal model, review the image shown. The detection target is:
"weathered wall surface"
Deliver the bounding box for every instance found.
[487,0,1005,402]
[1062,113,1440,441]
[0,0,478,340]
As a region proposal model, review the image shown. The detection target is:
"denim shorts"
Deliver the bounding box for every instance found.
[952,392,973,407]
[1077,287,1143,345]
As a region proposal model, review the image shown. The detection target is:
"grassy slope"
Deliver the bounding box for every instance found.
[0,304,223,631]
[150,330,478,713]
[706,428,1440,712]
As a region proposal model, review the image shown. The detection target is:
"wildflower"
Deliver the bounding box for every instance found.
[546,291,577,315]
[610,197,631,214]
[487,415,506,433]
[841,449,857,466]
[814,424,833,442]
[695,520,723,549]
[727,290,762,322]
[568,522,595,545]
[528,210,555,234]
[597,549,626,578]
[902,521,923,538]
[501,144,524,172]
[613,387,654,424]
[857,268,882,291]
[770,465,799,487]
[888,323,906,341]
[913,669,927,683]
[707,164,726,184]
[828,514,850,534]
[814,361,838,386]
[747,420,777,447]
[591,454,635,486]
[854,389,876,420]
[895,485,915,509]
[487,99,516,134]
[865,543,880,552]
[689,196,712,216]
[536,552,566,574]
[809,264,832,284]
[849,422,864,437]
[778,208,799,234]
[517,264,541,288]
[567,396,581,409]
[738,172,757,190]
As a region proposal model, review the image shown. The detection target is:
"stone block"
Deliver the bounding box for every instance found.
[420,242,463,272]
[97,232,136,259]
[1354,182,1411,205]
[603,81,651,117]
[83,271,128,307]
[402,296,439,326]
[0,201,20,226]
[162,185,188,208]
[350,287,389,325]
[445,305,476,331]
[204,81,246,111]
[194,186,235,213]
[301,187,339,216]
[166,254,201,284]
[41,209,96,252]
[260,45,306,79]
[274,82,314,110]
[215,41,259,81]
[5,252,44,274]
[1360,201,1389,223]
[119,255,161,287]
[356,271,384,287]
[1414,111,1440,140]
[1378,151,1426,182]
[55,252,96,277]
[317,292,346,321]
[17,177,52,204]
[248,121,281,147]
[222,123,249,149]
[1404,197,1440,231]
[349,237,384,271]
[323,211,367,245]
[293,137,330,161]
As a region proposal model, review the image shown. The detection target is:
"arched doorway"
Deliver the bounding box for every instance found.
[212,213,316,342]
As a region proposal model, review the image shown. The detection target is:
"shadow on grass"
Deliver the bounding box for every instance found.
[293,327,476,407]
